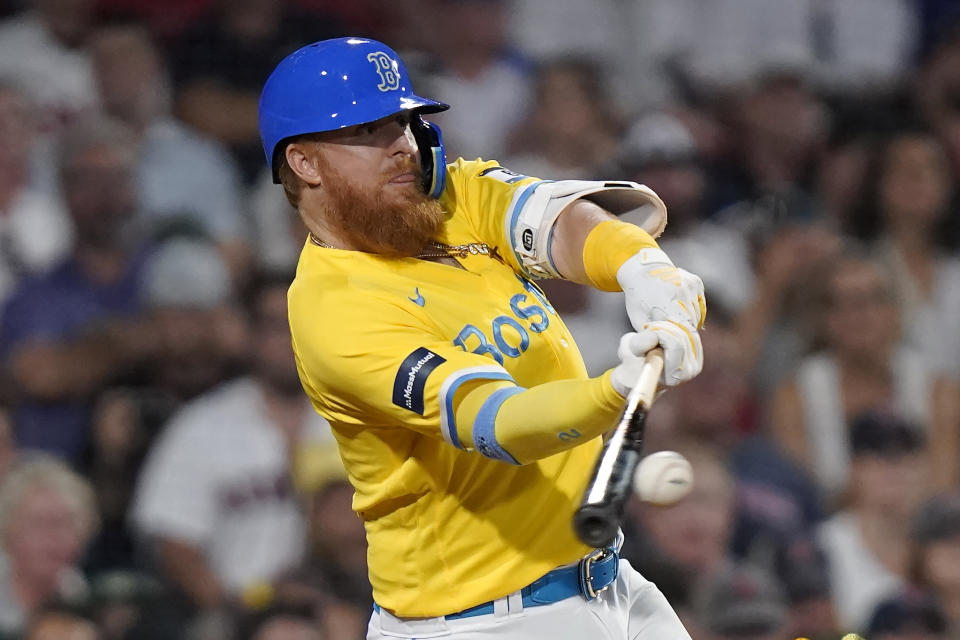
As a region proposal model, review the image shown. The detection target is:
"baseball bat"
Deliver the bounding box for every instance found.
[573,347,664,548]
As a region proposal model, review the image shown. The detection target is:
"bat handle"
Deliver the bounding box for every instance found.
[627,346,663,412]
[572,347,664,548]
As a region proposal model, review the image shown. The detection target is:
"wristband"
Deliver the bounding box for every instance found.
[582,219,660,291]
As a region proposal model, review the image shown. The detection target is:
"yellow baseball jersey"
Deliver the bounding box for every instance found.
[288,159,610,617]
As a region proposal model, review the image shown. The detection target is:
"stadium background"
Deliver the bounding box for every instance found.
[0,0,959,638]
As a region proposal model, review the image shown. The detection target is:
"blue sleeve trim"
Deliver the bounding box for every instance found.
[546,224,559,275]
[473,386,525,465]
[440,369,515,450]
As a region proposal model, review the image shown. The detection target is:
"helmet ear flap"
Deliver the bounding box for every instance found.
[411,114,446,198]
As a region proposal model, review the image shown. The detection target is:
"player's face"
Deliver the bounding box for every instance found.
[321,112,422,197]
[313,113,446,256]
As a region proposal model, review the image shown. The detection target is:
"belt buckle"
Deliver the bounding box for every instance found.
[578,547,612,600]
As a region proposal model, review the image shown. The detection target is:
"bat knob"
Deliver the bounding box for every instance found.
[573,505,619,548]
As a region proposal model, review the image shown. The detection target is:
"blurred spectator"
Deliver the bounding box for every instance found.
[809,0,919,98]
[137,234,243,402]
[82,235,241,574]
[89,24,251,281]
[273,444,369,640]
[620,0,916,105]
[0,81,73,307]
[0,116,156,461]
[917,28,960,176]
[502,56,621,180]
[131,270,334,627]
[86,570,179,640]
[848,126,960,379]
[817,411,933,631]
[0,407,14,479]
[813,126,873,232]
[506,0,621,74]
[169,0,345,183]
[248,174,309,272]
[621,442,737,619]
[617,0,813,107]
[647,302,825,555]
[643,305,828,637]
[705,71,842,390]
[0,456,98,637]
[95,0,212,42]
[239,603,322,640]
[866,588,948,640]
[418,0,532,161]
[0,0,98,133]
[735,222,843,392]
[910,492,960,637]
[613,112,755,312]
[722,70,830,214]
[771,255,960,498]
[690,562,789,640]
[774,537,841,640]
[22,606,100,640]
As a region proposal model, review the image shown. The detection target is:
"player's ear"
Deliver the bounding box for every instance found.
[285,141,324,188]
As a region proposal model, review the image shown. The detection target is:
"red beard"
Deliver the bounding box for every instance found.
[319,156,447,257]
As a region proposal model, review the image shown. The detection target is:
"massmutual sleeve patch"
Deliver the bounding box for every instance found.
[392,347,446,415]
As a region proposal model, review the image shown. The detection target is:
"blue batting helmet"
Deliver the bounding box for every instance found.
[259,37,450,198]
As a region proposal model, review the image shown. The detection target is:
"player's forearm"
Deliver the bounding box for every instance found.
[551,201,660,289]
[454,373,624,465]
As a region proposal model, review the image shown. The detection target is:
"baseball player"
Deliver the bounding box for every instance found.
[259,38,705,639]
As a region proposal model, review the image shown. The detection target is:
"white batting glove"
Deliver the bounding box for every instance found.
[611,324,703,396]
[611,331,659,397]
[617,249,706,331]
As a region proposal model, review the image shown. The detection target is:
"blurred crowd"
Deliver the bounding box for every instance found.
[0,0,960,638]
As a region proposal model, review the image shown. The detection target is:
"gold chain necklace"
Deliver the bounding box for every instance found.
[308,233,500,261]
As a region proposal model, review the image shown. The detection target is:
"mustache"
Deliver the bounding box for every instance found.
[381,157,423,184]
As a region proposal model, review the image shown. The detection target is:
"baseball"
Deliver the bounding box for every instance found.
[633,451,694,505]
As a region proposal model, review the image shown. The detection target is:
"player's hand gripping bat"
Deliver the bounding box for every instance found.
[574,347,664,548]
